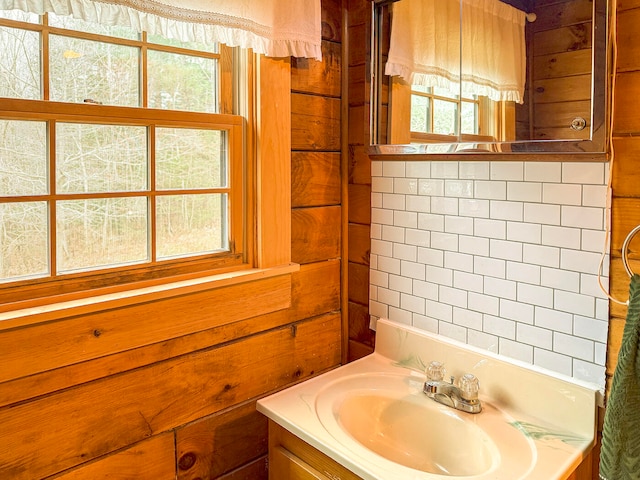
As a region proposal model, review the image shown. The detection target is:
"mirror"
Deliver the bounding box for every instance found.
[369,0,608,156]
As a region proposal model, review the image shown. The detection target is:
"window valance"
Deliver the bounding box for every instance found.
[385,0,526,103]
[0,0,322,59]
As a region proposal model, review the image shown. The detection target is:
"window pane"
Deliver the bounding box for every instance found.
[56,124,147,193]
[0,26,40,99]
[433,99,458,135]
[156,128,225,190]
[0,202,48,282]
[0,10,39,23]
[410,95,430,133]
[49,35,139,106]
[148,50,217,113]
[461,101,477,135]
[57,197,148,273]
[156,194,226,259]
[147,34,217,53]
[0,120,47,196]
[48,13,138,40]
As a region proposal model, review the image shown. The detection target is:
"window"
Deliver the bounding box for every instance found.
[410,85,479,138]
[0,10,246,302]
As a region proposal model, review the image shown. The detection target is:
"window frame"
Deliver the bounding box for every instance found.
[0,14,268,312]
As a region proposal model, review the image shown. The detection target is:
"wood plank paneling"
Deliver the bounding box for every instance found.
[348,223,370,265]
[0,275,291,384]
[291,41,341,98]
[0,315,341,480]
[52,434,176,480]
[176,401,267,479]
[291,206,342,264]
[612,72,640,134]
[292,152,341,208]
[291,93,341,151]
[348,183,372,225]
[290,261,341,321]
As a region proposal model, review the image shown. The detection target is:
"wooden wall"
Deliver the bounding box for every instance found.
[608,0,640,392]
[518,0,594,141]
[346,0,376,361]
[0,1,344,478]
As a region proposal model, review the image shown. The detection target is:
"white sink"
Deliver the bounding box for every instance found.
[315,373,534,478]
[257,318,600,480]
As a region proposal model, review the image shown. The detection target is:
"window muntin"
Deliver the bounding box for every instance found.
[0,13,244,293]
[410,85,480,138]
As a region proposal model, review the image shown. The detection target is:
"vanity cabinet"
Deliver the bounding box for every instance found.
[268,421,363,480]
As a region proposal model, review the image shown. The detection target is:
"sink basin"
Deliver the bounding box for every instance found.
[315,373,535,478]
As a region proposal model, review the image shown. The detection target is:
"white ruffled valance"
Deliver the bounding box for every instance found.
[385,0,526,103]
[0,0,322,60]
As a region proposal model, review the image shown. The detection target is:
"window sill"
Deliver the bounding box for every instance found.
[0,263,300,332]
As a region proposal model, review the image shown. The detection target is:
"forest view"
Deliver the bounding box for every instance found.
[0,10,230,283]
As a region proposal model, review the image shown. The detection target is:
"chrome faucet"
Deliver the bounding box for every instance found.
[423,361,482,414]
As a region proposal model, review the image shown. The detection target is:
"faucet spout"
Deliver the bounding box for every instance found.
[423,370,482,414]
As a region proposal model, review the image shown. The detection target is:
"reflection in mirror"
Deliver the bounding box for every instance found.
[371,0,608,155]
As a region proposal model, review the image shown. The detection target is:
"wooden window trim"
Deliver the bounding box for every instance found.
[0,53,295,327]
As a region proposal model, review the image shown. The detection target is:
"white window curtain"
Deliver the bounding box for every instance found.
[0,0,322,59]
[385,0,526,103]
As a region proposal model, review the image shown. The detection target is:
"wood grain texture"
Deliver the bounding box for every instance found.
[290,261,341,322]
[0,315,341,480]
[291,93,341,151]
[291,41,341,98]
[291,206,342,264]
[291,152,341,208]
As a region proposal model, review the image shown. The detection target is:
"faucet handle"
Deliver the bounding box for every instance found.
[458,373,480,401]
[426,361,446,381]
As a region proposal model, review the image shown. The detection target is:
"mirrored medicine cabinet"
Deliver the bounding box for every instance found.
[368,0,609,158]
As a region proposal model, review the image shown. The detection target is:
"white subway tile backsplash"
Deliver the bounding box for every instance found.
[445,215,474,235]
[444,251,474,272]
[484,315,516,339]
[453,306,483,329]
[393,243,417,262]
[468,292,500,316]
[454,271,485,293]
[561,205,603,230]
[406,162,430,178]
[491,162,523,181]
[401,260,426,280]
[431,196,459,215]
[522,244,560,268]
[543,183,582,206]
[389,274,413,294]
[459,162,490,179]
[475,218,507,239]
[419,179,445,196]
[406,228,430,247]
[490,200,523,221]
[370,160,608,388]
[562,162,605,185]
[517,283,554,309]
[459,235,490,256]
[445,179,474,198]
[542,225,581,249]
[524,203,561,225]
[394,178,419,195]
[475,181,507,200]
[394,210,418,229]
[507,182,542,202]
[426,300,453,322]
[406,195,431,213]
[431,232,460,251]
[382,161,406,178]
[484,277,517,300]
[440,286,468,308]
[517,323,553,349]
[506,222,542,244]
[534,349,573,376]
[499,338,534,364]
[583,184,608,208]
[459,198,490,217]
[524,162,562,183]
[490,239,523,262]
[417,247,444,266]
